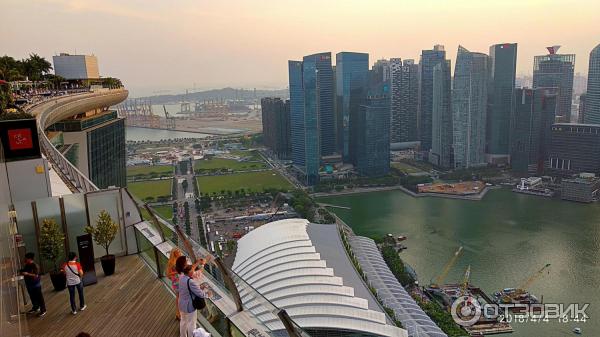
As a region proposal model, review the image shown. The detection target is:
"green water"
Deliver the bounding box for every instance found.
[318,188,600,337]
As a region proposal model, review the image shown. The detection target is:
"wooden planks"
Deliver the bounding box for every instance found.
[26,255,179,337]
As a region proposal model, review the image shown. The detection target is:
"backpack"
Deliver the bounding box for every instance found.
[187,279,206,310]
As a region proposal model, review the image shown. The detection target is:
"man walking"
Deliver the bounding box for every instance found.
[21,252,46,317]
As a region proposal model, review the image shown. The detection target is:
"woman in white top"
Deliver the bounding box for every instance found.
[62,252,87,315]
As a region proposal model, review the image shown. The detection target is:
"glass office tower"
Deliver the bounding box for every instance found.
[304,53,335,158]
[533,46,575,122]
[429,60,453,168]
[335,52,369,161]
[487,43,517,163]
[584,44,600,124]
[452,46,489,169]
[355,97,390,177]
[390,58,419,143]
[419,45,447,152]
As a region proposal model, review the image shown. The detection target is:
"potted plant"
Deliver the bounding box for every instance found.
[39,218,66,291]
[85,210,119,276]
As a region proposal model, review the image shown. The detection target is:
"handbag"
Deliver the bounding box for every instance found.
[187,279,206,310]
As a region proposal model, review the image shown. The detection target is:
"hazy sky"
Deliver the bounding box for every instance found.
[2,0,600,97]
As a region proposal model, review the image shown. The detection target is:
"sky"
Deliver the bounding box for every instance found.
[2,0,600,97]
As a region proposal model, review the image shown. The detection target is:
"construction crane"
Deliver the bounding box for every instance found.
[518,263,551,291]
[460,265,471,295]
[163,105,176,129]
[501,263,551,303]
[430,246,463,287]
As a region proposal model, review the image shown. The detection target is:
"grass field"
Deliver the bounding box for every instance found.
[128,180,172,201]
[392,162,424,174]
[150,204,174,220]
[194,158,267,172]
[196,170,292,195]
[127,165,173,178]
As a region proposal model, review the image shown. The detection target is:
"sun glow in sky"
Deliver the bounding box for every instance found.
[2,0,599,96]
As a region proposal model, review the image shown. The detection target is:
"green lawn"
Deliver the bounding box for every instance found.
[128,180,172,202]
[196,170,292,195]
[151,204,174,221]
[392,162,424,174]
[194,158,267,172]
[127,165,173,178]
[230,149,262,160]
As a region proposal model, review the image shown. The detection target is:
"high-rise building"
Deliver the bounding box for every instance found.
[578,93,587,123]
[354,96,390,177]
[510,88,558,174]
[452,46,489,169]
[390,59,419,143]
[532,46,575,122]
[47,109,126,188]
[420,45,447,152]
[429,60,453,168]
[53,53,100,80]
[487,43,517,164]
[369,59,391,97]
[288,53,335,185]
[548,123,600,176]
[335,52,369,161]
[584,44,600,124]
[261,97,291,159]
[304,53,336,158]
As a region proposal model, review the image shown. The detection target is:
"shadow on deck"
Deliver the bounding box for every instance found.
[26,255,178,337]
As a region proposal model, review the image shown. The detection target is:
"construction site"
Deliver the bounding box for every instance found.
[422,246,552,336]
[417,181,487,196]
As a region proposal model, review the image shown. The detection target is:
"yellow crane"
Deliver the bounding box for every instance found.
[430,246,463,287]
[502,263,551,303]
[460,265,471,294]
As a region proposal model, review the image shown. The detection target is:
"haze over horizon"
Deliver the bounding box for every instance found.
[2,0,599,97]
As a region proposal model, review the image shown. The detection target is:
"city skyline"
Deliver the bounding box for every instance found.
[2,0,600,96]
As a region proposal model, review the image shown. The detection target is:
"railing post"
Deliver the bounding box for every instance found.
[277,309,302,337]
[154,246,162,278]
[213,257,243,312]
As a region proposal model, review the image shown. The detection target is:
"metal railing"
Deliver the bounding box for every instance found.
[28,89,128,193]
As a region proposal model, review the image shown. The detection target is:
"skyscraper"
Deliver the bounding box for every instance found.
[578,93,587,124]
[584,44,600,124]
[304,53,336,158]
[429,60,453,168]
[420,45,447,152]
[335,52,369,161]
[390,59,419,143]
[261,97,291,159]
[510,88,557,174]
[532,46,575,122]
[487,43,517,164]
[288,53,336,185]
[354,96,390,177]
[452,46,489,169]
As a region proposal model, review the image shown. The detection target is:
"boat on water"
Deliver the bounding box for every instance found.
[573,327,582,334]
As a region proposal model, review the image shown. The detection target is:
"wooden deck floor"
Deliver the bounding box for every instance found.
[26,255,179,337]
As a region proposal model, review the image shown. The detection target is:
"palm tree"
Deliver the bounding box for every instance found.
[23,54,52,82]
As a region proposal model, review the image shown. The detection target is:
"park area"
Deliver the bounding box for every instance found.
[127,165,173,180]
[194,158,267,172]
[128,179,172,202]
[196,170,292,195]
[150,204,174,221]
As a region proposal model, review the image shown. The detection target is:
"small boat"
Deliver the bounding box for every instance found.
[573,327,582,334]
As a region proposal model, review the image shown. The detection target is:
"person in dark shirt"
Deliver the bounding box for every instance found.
[21,252,46,317]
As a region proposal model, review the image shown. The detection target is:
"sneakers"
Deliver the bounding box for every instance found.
[80,305,87,311]
[72,310,77,315]
[38,311,47,317]
[27,308,40,314]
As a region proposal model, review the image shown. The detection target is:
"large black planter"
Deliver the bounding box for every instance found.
[49,270,66,291]
[100,255,116,276]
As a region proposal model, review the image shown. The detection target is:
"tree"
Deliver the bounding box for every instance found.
[85,210,119,257]
[39,218,64,271]
[22,53,52,82]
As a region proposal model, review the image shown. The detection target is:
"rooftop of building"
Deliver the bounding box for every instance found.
[233,218,407,337]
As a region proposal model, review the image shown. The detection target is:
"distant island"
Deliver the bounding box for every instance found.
[134,87,288,104]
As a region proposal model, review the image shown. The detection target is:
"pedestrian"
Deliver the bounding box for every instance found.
[62,252,86,315]
[21,252,46,317]
[178,264,208,337]
[167,248,184,320]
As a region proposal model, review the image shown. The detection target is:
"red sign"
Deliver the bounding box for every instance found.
[7,128,33,150]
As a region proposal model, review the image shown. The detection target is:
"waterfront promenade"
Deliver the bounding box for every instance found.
[312,184,498,201]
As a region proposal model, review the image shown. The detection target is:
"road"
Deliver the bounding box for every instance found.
[174,161,202,242]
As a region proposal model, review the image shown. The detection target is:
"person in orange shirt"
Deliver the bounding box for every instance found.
[62,252,87,315]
